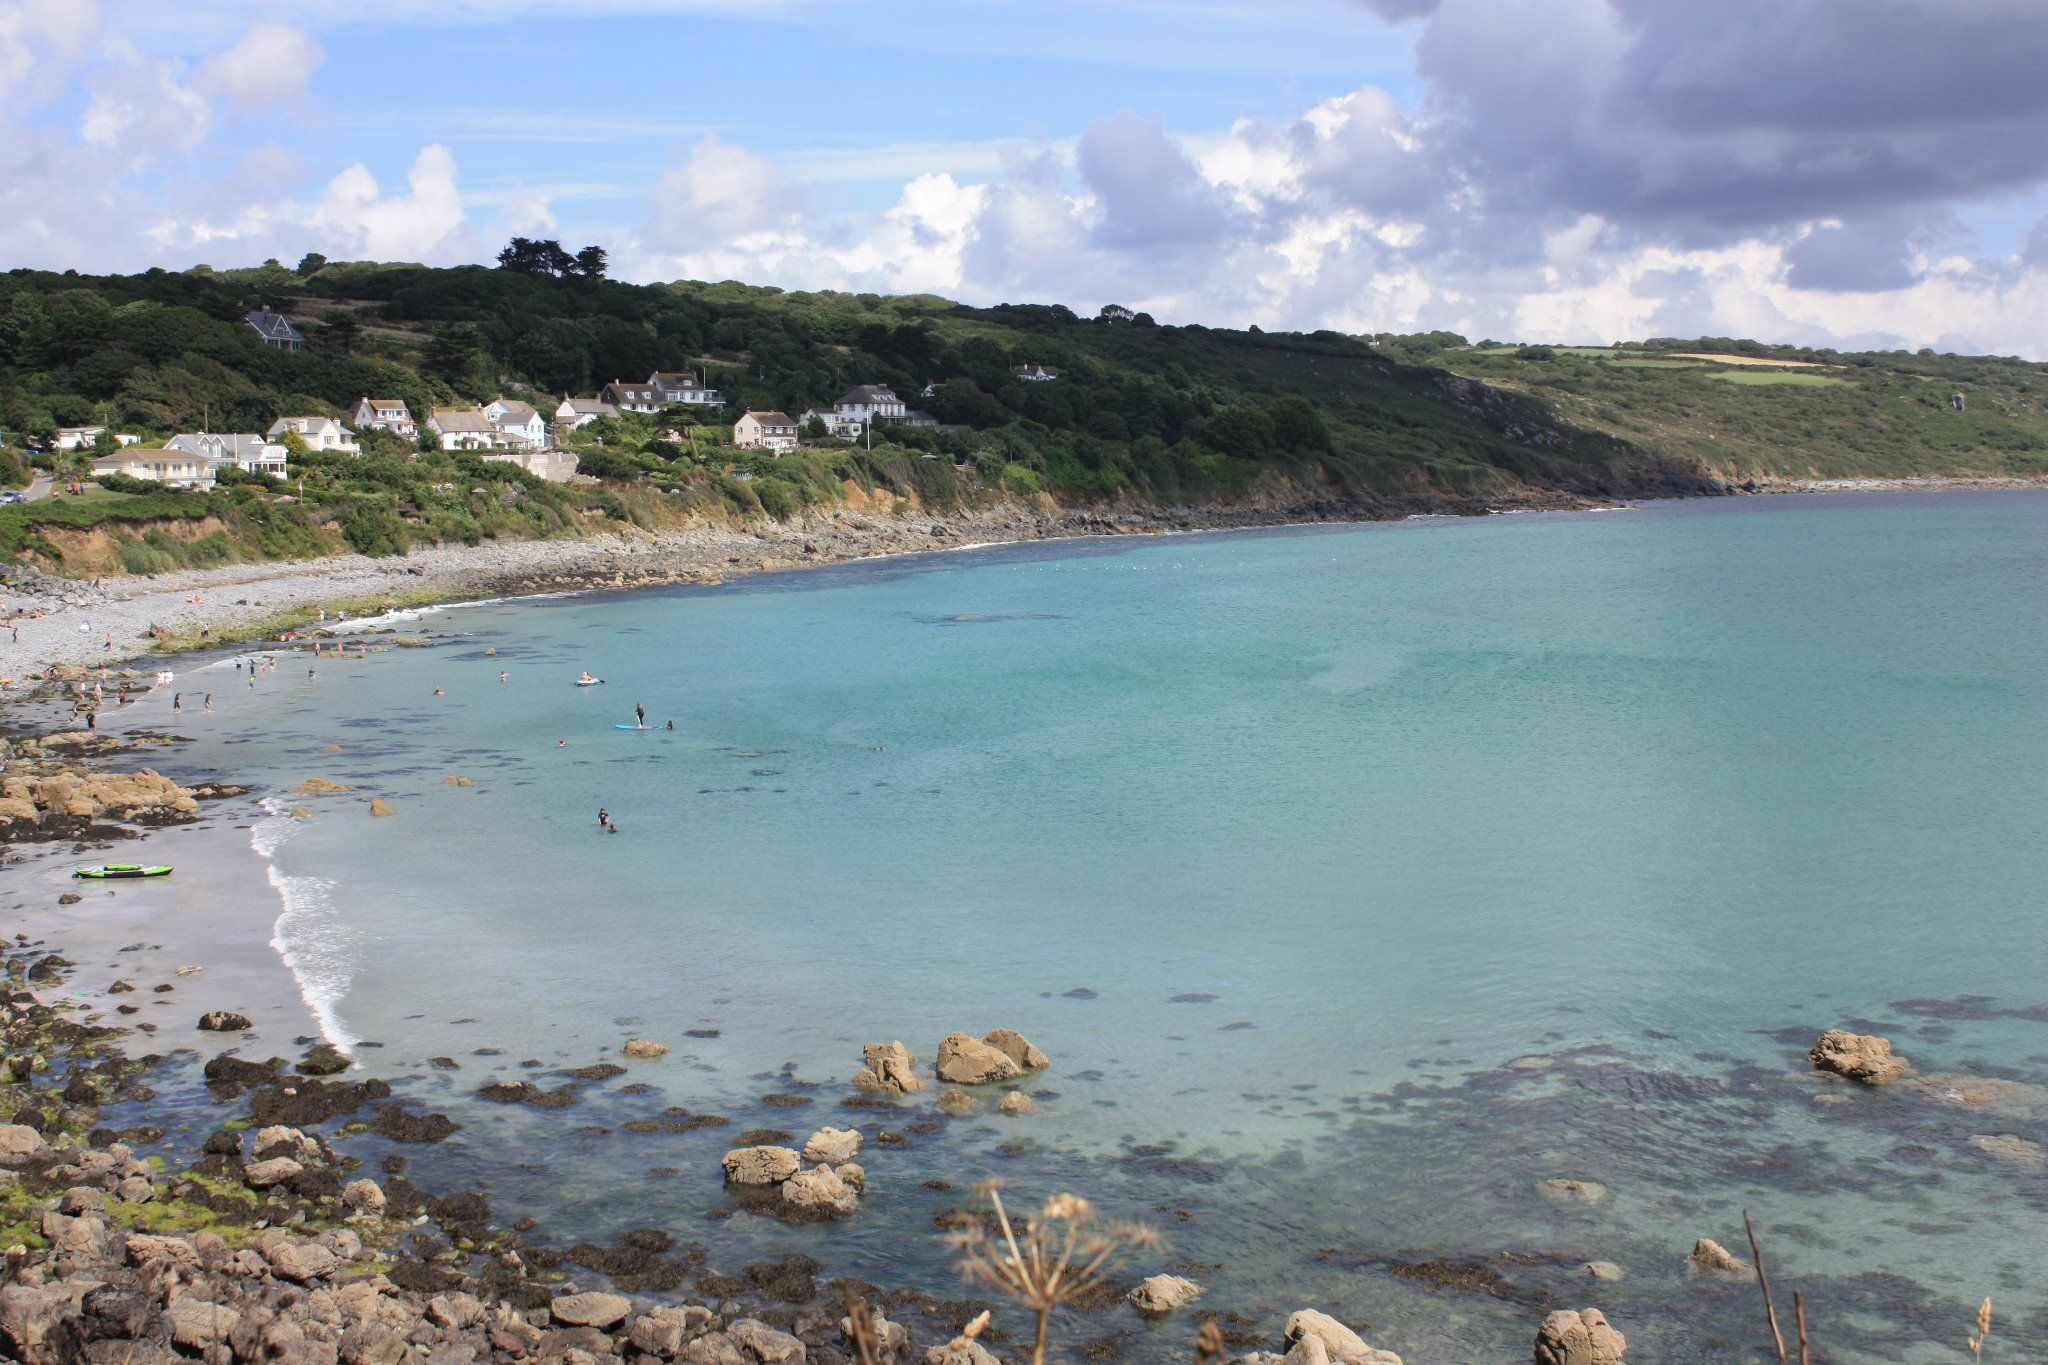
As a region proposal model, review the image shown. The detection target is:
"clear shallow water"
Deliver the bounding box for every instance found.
[147,493,2046,1361]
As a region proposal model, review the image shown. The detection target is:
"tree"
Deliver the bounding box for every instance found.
[296,252,329,276]
[496,237,585,277]
[1267,396,1329,452]
[573,245,608,279]
[804,414,829,439]
[319,309,360,354]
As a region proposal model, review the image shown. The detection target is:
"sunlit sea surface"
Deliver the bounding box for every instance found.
[144,492,2048,1361]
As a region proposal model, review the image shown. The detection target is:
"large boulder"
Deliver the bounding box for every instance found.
[852,1041,925,1094]
[197,1011,253,1032]
[803,1127,862,1164]
[981,1028,1049,1071]
[267,1239,339,1283]
[253,1125,321,1164]
[1809,1030,1907,1085]
[1283,1310,1402,1364]
[1534,1308,1626,1365]
[781,1164,860,1219]
[552,1291,633,1329]
[242,1157,304,1188]
[0,1124,47,1164]
[1128,1274,1202,1314]
[342,1178,387,1215]
[722,1146,802,1185]
[935,1033,1021,1085]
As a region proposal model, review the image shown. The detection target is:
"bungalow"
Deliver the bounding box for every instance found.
[91,449,216,489]
[267,416,360,453]
[1011,363,1062,382]
[733,411,798,454]
[798,408,864,441]
[244,311,305,351]
[482,399,547,448]
[600,381,662,414]
[351,397,416,438]
[555,396,619,429]
[427,409,501,451]
[54,426,142,451]
[164,432,289,477]
[649,371,723,407]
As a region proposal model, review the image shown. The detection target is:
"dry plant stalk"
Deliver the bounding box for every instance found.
[843,1296,881,1365]
[948,1182,1159,1365]
[1967,1296,1993,1360]
[1743,1209,1811,1365]
[1193,1319,1227,1365]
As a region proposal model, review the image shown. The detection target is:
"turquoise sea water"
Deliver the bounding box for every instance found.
[150,493,2046,1360]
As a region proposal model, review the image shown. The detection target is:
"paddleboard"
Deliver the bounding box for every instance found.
[615,723,647,730]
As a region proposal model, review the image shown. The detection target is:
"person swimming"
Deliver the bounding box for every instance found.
[664,719,674,731]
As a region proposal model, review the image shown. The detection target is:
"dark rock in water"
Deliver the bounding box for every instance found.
[1061,987,1099,1000]
[248,1076,391,1127]
[428,1056,461,1070]
[478,1081,533,1104]
[371,1105,459,1143]
[568,1063,627,1081]
[197,1011,252,1032]
[761,1093,812,1109]
[619,1083,654,1096]
[1169,993,1219,1004]
[295,1045,350,1076]
[202,1129,242,1156]
[737,1253,821,1304]
[1219,1021,1257,1032]
[202,1053,276,1087]
[685,1029,721,1038]
[737,1128,792,1146]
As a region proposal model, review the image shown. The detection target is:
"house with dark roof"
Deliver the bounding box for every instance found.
[244,312,305,351]
[165,432,289,477]
[1011,363,1062,382]
[555,396,619,429]
[831,384,907,424]
[600,381,661,413]
[649,371,723,406]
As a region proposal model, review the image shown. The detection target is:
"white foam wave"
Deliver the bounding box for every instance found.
[250,799,357,1052]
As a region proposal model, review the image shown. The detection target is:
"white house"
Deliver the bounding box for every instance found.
[832,384,907,425]
[600,381,662,413]
[649,371,723,407]
[483,399,548,449]
[91,449,216,489]
[54,426,141,451]
[267,416,360,453]
[427,409,500,451]
[352,397,416,438]
[1011,363,1062,382]
[733,411,798,453]
[164,432,289,478]
[555,396,618,429]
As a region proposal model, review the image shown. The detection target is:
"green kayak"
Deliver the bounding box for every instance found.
[74,864,172,880]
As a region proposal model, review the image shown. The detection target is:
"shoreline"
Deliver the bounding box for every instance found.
[8,475,2041,681]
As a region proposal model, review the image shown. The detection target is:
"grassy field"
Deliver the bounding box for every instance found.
[1710,371,1848,386]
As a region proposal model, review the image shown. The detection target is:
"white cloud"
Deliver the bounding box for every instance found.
[194,20,322,108]
[311,144,468,261]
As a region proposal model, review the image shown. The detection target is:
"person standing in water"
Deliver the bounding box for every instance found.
[597,807,610,830]
[172,693,181,713]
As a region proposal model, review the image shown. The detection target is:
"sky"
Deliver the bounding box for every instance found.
[5,0,2048,355]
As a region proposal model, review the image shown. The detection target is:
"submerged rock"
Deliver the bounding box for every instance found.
[1128,1274,1202,1314]
[1535,1179,1609,1206]
[998,1091,1036,1116]
[295,778,352,794]
[622,1038,669,1059]
[935,1033,1021,1085]
[852,1041,925,1094]
[1809,1030,1907,1085]
[1967,1133,2046,1166]
[1533,1308,1626,1364]
[936,1089,979,1117]
[1689,1238,1746,1274]
[367,798,394,817]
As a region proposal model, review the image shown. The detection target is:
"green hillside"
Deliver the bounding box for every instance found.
[2,255,2041,572]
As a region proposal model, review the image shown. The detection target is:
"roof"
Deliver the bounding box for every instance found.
[244,311,305,343]
[651,372,701,388]
[835,384,900,405]
[429,409,494,433]
[744,410,796,427]
[491,400,539,417]
[268,416,347,435]
[1012,363,1062,376]
[359,397,410,411]
[560,397,618,415]
[165,433,284,461]
[602,382,660,402]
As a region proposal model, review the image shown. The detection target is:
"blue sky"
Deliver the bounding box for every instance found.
[8,0,2048,355]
